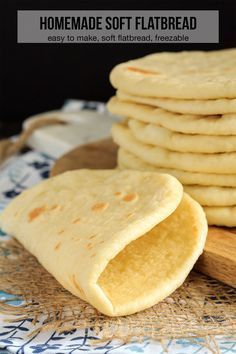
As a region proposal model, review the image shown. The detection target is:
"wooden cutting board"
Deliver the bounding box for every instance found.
[51,138,236,288]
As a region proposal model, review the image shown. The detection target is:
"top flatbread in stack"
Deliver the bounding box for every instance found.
[110,49,236,99]
[0,169,207,316]
[108,49,236,227]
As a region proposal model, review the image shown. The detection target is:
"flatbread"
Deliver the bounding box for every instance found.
[117,90,236,115]
[108,97,236,136]
[128,119,236,153]
[118,148,236,187]
[112,124,236,174]
[184,185,236,206]
[0,169,207,317]
[110,49,236,99]
[204,206,236,227]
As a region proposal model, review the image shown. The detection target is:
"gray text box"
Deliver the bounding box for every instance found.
[17,10,219,43]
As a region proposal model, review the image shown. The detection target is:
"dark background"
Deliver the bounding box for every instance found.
[1,0,236,137]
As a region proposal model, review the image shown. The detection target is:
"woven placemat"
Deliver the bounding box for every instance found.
[0,238,235,341]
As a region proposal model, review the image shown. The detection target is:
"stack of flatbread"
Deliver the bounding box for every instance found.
[108,48,236,227]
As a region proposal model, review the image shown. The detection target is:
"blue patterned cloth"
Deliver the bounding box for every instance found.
[0,100,235,353]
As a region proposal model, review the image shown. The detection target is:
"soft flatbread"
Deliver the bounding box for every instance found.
[108,97,236,136]
[184,185,236,206]
[112,124,236,174]
[204,206,236,227]
[118,148,236,187]
[117,90,236,115]
[0,169,207,317]
[110,49,236,99]
[128,119,236,153]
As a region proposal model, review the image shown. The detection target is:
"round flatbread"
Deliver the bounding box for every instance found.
[184,185,236,206]
[118,148,236,187]
[117,90,236,115]
[112,124,236,174]
[108,97,236,136]
[128,119,236,153]
[204,206,236,227]
[110,49,236,99]
[0,169,208,317]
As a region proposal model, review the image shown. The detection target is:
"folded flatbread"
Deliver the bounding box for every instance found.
[0,170,207,316]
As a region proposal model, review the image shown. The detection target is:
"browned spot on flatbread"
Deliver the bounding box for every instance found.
[126,212,135,218]
[91,253,96,258]
[86,243,93,250]
[89,235,96,240]
[72,274,85,296]
[58,229,64,235]
[50,204,63,211]
[91,202,108,212]
[127,67,158,76]
[73,237,82,243]
[123,193,139,202]
[114,191,121,196]
[54,242,61,251]
[72,218,81,224]
[28,206,46,222]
